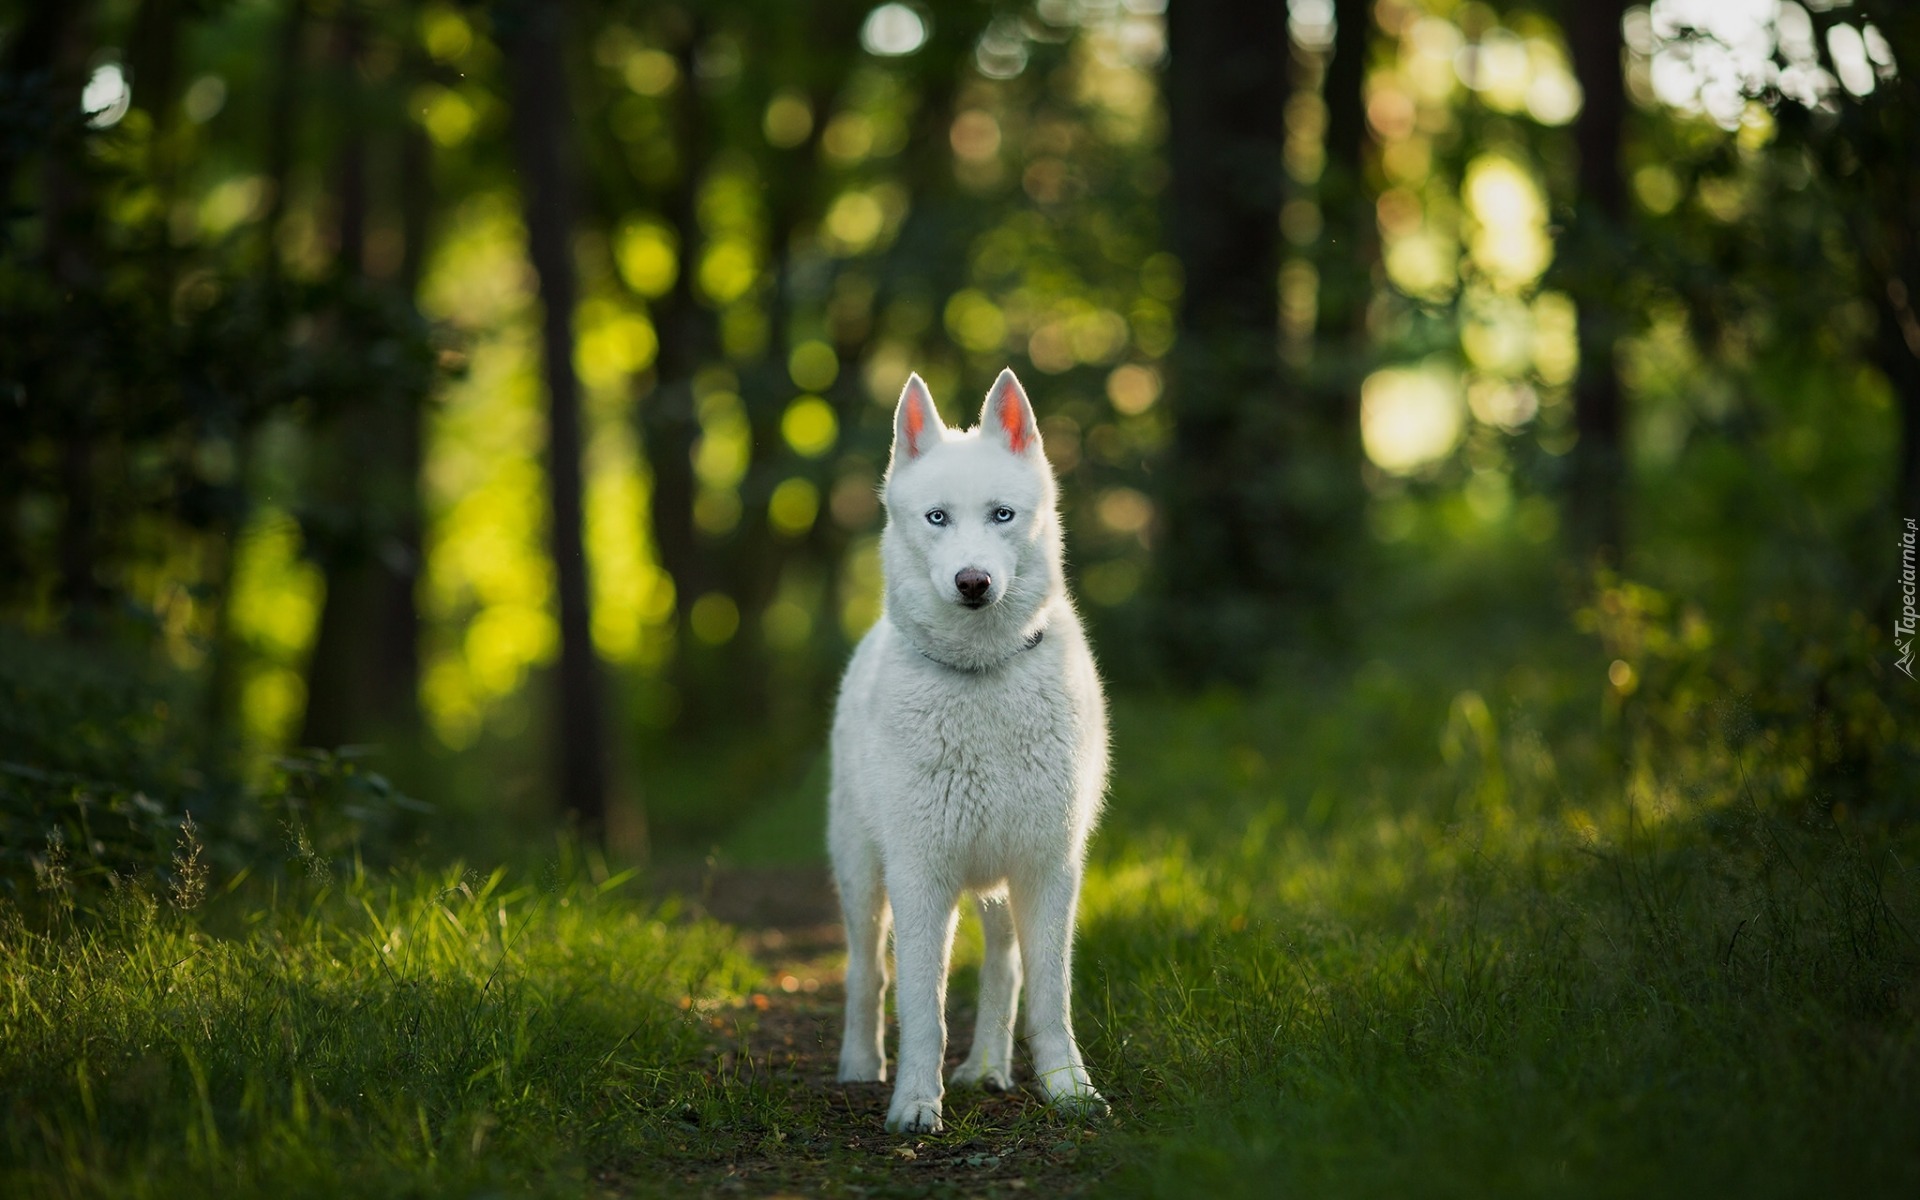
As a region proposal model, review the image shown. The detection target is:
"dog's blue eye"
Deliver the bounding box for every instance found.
[926,509,947,526]
[993,507,1015,523]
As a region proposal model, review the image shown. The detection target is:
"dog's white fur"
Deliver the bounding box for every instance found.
[828,368,1109,1135]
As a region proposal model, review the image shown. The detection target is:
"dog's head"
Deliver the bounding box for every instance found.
[880,369,1062,658]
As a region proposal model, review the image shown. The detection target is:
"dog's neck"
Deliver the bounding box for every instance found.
[904,623,1046,673]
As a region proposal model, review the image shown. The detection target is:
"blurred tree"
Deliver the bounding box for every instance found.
[300,4,432,762]
[199,0,311,750]
[1163,0,1347,679]
[1769,5,1920,594]
[501,0,610,837]
[1316,0,1376,351]
[1564,0,1631,563]
[635,10,720,726]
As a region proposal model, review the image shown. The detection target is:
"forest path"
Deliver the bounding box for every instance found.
[631,865,1107,1198]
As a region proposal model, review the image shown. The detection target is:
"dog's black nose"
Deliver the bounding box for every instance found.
[955,568,991,604]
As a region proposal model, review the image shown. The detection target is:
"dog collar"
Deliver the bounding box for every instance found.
[913,626,1045,673]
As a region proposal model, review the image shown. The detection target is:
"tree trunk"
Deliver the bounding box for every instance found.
[1160,0,1296,680]
[299,13,372,751]
[1566,0,1631,565]
[46,3,106,633]
[502,0,610,837]
[202,0,305,751]
[1318,0,1372,337]
[378,114,433,739]
[640,21,716,724]
[299,16,428,761]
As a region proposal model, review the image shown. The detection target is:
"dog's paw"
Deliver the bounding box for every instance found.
[949,1059,1014,1092]
[1049,1087,1110,1121]
[837,1052,886,1084]
[884,1095,945,1135]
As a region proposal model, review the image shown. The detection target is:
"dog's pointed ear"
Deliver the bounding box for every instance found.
[892,373,946,465]
[980,368,1039,456]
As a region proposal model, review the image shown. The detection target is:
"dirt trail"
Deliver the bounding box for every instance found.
[639,865,1108,1198]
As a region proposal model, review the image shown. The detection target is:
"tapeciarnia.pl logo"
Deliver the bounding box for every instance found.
[1900,517,1917,679]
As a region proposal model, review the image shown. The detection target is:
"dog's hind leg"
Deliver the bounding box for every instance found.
[1012,863,1108,1117]
[834,835,890,1083]
[951,891,1019,1091]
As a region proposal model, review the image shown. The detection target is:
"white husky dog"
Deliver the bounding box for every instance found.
[828,367,1109,1135]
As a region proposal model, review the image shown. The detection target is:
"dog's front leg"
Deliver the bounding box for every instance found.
[1012,863,1107,1117]
[884,872,959,1134]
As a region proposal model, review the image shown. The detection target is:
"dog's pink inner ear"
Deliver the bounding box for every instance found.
[898,374,941,459]
[904,393,927,455]
[986,369,1037,455]
[999,394,1033,455]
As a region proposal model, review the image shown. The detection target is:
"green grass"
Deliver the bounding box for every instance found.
[1078,660,1920,1197]
[1,855,759,1197]
[5,573,1919,1196]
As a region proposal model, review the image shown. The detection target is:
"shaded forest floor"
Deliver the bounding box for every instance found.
[635,866,1109,1199]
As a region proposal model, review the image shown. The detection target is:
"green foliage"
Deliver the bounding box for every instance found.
[0,859,756,1198]
[1071,574,1920,1197]
[0,630,429,907]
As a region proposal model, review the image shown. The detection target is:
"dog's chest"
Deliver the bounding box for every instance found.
[892,663,1083,838]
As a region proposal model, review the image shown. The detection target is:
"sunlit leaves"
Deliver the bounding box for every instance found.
[1106,364,1161,415]
[1095,487,1153,538]
[822,192,880,254]
[787,341,839,392]
[697,168,765,306]
[767,478,821,537]
[975,15,1030,80]
[860,4,930,58]
[944,289,1007,355]
[838,537,883,639]
[1530,293,1579,387]
[593,25,680,97]
[1460,294,1534,376]
[1463,156,1550,291]
[698,241,758,305]
[198,176,267,238]
[1361,365,1465,476]
[693,381,748,536]
[586,438,673,667]
[182,75,226,123]
[688,593,739,645]
[693,392,750,491]
[763,90,814,148]
[82,63,131,129]
[613,220,678,298]
[781,397,839,458]
[1384,228,1459,303]
[417,199,559,748]
[949,111,1002,163]
[413,85,478,148]
[574,301,658,391]
[227,509,323,749]
[419,5,473,64]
